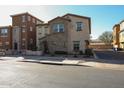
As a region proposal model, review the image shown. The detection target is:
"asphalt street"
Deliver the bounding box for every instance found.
[0,61,124,88]
[94,50,124,64]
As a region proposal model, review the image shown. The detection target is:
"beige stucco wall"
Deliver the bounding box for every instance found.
[64,15,90,53]
[36,24,49,50]
[46,18,69,53]
[37,15,91,54]
[46,33,68,53]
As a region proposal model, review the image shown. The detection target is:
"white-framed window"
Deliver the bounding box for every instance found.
[22,15,26,22]
[59,24,64,32]
[73,41,80,51]
[53,24,58,32]
[33,18,35,23]
[53,23,64,32]
[30,27,33,31]
[1,28,8,36]
[76,22,83,31]
[28,16,31,21]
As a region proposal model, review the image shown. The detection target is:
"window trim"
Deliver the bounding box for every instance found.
[28,16,31,21]
[73,41,80,51]
[22,15,26,22]
[53,23,64,32]
[32,18,35,23]
[76,22,83,31]
[1,28,8,37]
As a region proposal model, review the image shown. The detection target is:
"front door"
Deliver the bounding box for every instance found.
[14,42,18,50]
[43,41,49,53]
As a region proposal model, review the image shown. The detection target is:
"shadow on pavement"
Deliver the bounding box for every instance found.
[94,50,124,64]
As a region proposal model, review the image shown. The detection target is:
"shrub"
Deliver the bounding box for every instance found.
[85,48,93,56]
[54,51,67,54]
[79,51,83,55]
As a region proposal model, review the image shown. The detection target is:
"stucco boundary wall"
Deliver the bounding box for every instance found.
[4,50,43,56]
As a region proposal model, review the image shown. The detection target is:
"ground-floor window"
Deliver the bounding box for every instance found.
[73,41,80,51]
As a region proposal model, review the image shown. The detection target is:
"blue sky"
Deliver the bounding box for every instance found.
[0,5,124,39]
[57,5,124,39]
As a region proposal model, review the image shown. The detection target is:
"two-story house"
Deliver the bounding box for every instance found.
[37,13,91,54]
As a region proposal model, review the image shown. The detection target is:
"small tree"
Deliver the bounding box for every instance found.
[98,31,113,44]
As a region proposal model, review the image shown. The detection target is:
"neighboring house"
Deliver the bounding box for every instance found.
[119,20,124,49]
[37,13,91,54]
[0,26,12,50]
[112,20,124,49]
[11,12,43,52]
[112,24,120,48]
[36,23,49,50]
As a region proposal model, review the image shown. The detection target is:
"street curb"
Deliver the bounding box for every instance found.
[19,59,124,71]
[19,60,90,67]
[19,60,63,65]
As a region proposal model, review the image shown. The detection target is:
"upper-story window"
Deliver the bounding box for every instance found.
[33,18,35,23]
[1,29,8,36]
[37,20,42,24]
[28,16,31,21]
[22,15,26,22]
[76,22,83,31]
[53,23,64,32]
